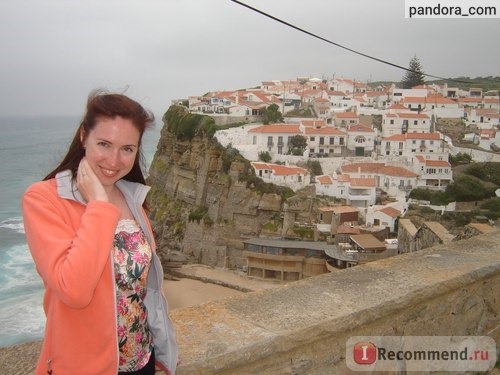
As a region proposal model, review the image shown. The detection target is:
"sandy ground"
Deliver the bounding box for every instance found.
[0,265,280,374]
[164,277,244,310]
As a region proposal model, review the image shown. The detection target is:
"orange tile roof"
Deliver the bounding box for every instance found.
[327,90,347,96]
[301,120,326,127]
[396,113,430,119]
[484,98,500,103]
[404,132,441,140]
[335,112,359,118]
[337,224,360,234]
[386,103,408,110]
[251,162,309,176]
[341,163,385,174]
[425,160,451,167]
[340,163,418,177]
[381,165,419,177]
[271,165,309,176]
[349,125,374,132]
[248,124,301,133]
[305,127,346,135]
[317,175,333,184]
[337,174,351,182]
[378,206,401,218]
[350,178,377,187]
[384,132,440,141]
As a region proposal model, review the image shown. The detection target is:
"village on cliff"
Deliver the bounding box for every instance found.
[172,76,500,279]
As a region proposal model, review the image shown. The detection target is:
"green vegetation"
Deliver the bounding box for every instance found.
[464,162,500,185]
[285,107,314,118]
[447,175,495,202]
[401,55,425,89]
[163,105,217,140]
[258,151,272,162]
[239,171,295,201]
[410,163,500,204]
[262,104,283,124]
[428,76,500,93]
[409,188,452,205]
[292,227,314,239]
[220,144,244,173]
[449,152,472,166]
[288,134,307,156]
[188,206,209,224]
[306,160,323,177]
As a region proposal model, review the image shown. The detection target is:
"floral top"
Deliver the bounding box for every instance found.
[113,219,153,372]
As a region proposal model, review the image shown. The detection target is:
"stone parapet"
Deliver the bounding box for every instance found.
[172,231,500,374]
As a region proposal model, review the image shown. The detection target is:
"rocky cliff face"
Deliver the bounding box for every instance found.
[147,105,313,269]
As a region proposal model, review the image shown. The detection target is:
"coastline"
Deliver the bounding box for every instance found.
[0,265,280,374]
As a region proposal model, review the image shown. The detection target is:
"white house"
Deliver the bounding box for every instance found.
[390,88,428,104]
[381,112,431,137]
[347,177,377,209]
[413,156,453,189]
[333,112,360,128]
[381,132,446,159]
[346,125,376,157]
[366,206,402,233]
[251,162,309,191]
[248,124,303,156]
[315,173,376,209]
[340,162,419,199]
[305,126,347,157]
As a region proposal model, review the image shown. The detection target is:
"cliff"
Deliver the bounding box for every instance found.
[147,105,317,269]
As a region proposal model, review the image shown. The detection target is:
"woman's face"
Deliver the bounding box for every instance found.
[81,116,140,188]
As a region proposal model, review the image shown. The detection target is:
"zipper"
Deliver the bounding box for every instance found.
[110,250,119,373]
[47,358,52,374]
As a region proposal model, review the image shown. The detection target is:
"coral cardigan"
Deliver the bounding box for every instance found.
[22,171,178,375]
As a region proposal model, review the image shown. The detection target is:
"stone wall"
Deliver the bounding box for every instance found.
[173,231,500,374]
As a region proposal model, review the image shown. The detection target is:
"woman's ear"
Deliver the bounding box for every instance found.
[80,129,86,148]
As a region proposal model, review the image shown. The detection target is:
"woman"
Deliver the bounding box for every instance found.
[22,91,178,375]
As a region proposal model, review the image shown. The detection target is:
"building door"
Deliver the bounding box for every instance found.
[355,147,364,156]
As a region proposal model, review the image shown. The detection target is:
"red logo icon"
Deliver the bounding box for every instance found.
[353,341,377,365]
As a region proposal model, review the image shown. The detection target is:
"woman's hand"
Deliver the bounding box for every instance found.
[77,158,109,202]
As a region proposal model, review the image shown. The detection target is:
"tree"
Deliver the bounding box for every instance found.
[288,134,307,156]
[258,151,272,162]
[401,55,425,89]
[262,104,283,124]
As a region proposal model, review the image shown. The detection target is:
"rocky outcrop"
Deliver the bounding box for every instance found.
[147,106,298,269]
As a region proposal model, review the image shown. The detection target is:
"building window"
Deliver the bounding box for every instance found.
[310,137,315,141]
[355,136,366,143]
[252,136,257,145]
[319,137,324,145]
[339,138,345,145]
[414,120,418,125]
[329,137,334,145]
[267,136,273,146]
[390,120,394,125]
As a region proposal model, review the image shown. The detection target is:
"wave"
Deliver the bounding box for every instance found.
[0,217,25,234]
[0,291,45,347]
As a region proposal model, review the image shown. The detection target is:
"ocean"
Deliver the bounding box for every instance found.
[0,115,161,347]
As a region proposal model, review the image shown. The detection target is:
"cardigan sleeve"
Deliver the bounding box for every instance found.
[22,182,121,309]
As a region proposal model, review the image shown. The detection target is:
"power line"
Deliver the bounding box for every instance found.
[230,0,474,85]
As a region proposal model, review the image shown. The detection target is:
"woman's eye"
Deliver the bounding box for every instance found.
[123,146,135,153]
[98,141,110,148]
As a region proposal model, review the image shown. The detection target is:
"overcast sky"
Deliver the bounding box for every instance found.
[0,0,498,117]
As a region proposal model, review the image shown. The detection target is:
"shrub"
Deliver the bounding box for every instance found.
[163,105,217,141]
[446,175,494,202]
[188,206,208,223]
[258,151,272,162]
